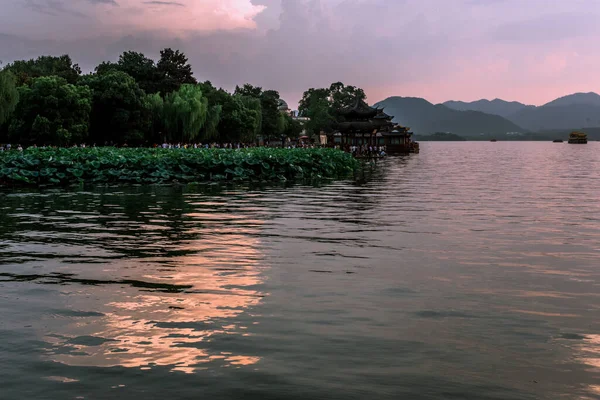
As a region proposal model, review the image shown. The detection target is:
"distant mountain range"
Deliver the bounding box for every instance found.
[375,92,600,139]
[442,99,535,118]
[374,97,523,137]
[443,92,600,132]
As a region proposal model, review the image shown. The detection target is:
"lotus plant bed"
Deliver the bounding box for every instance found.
[0,147,359,186]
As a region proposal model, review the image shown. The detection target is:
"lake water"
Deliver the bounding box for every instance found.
[1,142,599,400]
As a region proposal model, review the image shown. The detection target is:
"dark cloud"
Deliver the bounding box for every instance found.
[142,1,184,6]
[25,0,87,17]
[1,0,600,106]
[87,0,119,4]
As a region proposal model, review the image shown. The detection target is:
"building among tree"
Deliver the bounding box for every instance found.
[329,100,418,153]
[278,99,311,139]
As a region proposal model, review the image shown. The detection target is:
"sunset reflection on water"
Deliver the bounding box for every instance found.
[41,210,267,373]
[1,143,600,399]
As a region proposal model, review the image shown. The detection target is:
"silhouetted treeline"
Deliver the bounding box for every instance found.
[0,49,303,146]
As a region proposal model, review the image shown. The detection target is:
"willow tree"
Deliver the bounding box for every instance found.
[277,112,288,136]
[202,104,222,141]
[239,96,262,141]
[0,70,19,126]
[163,84,208,142]
[145,93,165,143]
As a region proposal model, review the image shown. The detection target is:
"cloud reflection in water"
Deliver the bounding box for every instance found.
[41,213,267,373]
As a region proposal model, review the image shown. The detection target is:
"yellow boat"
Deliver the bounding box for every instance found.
[568,131,587,144]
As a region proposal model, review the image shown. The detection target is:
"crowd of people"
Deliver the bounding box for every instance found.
[348,144,387,157]
[1,141,388,158]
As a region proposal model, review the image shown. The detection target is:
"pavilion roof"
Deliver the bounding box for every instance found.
[339,99,379,119]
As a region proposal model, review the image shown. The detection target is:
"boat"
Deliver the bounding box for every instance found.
[568,131,587,144]
[490,139,497,142]
[553,139,564,143]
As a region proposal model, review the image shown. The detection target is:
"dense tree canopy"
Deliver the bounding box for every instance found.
[157,48,197,95]
[8,76,91,145]
[0,70,19,126]
[298,88,335,136]
[5,55,81,86]
[96,51,161,95]
[298,82,367,136]
[329,82,366,111]
[234,84,283,140]
[1,49,339,146]
[81,71,150,145]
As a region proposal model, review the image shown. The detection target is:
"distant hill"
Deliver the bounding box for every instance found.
[374,97,525,137]
[443,99,534,118]
[509,103,600,132]
[443,92,600,132]
[413,132,466,141]
[542,92,600,107]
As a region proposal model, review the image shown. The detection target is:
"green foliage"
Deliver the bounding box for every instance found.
[260,90,282,140]
[234,84,281,140]
[0,70,19,126]
[277,112,288,136]
[157,48,197,95]
[283,114,303,138]
[2,51,350,146]
[163,84,208,142]
[299,88,335,136]
[5,55,81,86]
[219,96,261,143]
[0,147,359,186]
[234,83,263,98]
[203,105,222,141]
[96,48,195,96]
[329,82,366,111]
[81,70,150,145]
[144,93,165,142]
[298,82,367,137]
[201,81,262,142]
[96,51,162,95]
[8,76,91,145]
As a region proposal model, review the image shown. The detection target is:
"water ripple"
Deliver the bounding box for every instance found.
[0,142,599,399]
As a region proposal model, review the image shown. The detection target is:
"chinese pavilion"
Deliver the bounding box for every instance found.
[329,100,418,154]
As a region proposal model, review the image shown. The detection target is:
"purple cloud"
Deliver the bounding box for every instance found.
[1,0,599,107]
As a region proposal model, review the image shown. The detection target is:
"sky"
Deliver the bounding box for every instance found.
[1,0,599,108]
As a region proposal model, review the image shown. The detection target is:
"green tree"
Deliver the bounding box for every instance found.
[144,92,165,143]
[283,114,303,139]
[277,112,288,136]
[157,48,197,95]
[234,83,263,98]
[298,82,367,136]
[5,55,81,86]
[8,76,92,145]
[298,87,335,136]
[215,95,261,143]
[234,84,280,140]
[329,82,366,111]
[235,96,262,142]
[260,90,281,140]
[200,81,262,143]
[96,51,161,95]
[203,105,222,141]
[81,71,150,145]
[0,70,19,126]
[163,84,207,142]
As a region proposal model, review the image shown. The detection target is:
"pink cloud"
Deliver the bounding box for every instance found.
[97,0,266,35]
